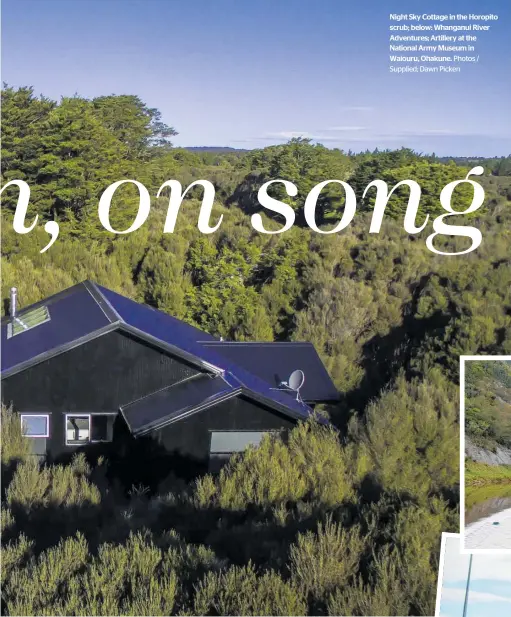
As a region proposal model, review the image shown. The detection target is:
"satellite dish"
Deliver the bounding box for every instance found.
[270,369,306,402]
[288,369,305,400]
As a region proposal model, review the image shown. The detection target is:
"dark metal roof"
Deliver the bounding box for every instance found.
[1,283,115,375]
[200,341,339,403]
[96,285,218,344]
[2,281,333,429]
[95,285,223,373]
[1,281,219,377]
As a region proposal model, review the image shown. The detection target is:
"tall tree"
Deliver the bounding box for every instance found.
[92,94,177,157]
[0,85,55,190]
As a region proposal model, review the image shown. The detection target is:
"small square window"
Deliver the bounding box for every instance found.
[21,414,49,437]
[66,415,90,445]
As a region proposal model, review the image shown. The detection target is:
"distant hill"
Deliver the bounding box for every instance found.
[180,148,511,174]
[184,146,250,154]
[434,155,511,175]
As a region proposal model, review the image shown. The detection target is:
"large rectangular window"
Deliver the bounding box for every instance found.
[20,414,49,438]
[209,431,270,471]
[210,431,268,453]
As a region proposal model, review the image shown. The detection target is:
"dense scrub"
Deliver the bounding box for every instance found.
[465,361,511,451]
[1,86,511,615]
[2,406,457,616]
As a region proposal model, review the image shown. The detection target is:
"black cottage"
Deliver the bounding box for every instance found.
[1,281,338,479]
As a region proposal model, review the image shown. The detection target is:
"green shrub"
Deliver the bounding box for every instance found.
[1,405,32,472]
[2,534,88,616]
[359,372,459,501]
[6,454,101,511]
[289,516,365,605]
[194,420,354,511]
[327,559,411,616]
[193,563,307,616]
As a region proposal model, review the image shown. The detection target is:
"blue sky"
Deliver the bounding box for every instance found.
[2,0,510,155]
[439,536,511,617]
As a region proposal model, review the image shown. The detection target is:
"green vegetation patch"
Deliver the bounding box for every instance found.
[465,360,511,451]
[2,85,511,616]
[465,459,511,486]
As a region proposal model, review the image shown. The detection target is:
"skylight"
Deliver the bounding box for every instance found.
[8,306,50,338]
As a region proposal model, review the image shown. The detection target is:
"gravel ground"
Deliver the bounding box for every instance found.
[465,507,511,550]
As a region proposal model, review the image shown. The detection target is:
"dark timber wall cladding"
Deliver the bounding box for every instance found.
[154,395,296,467]
[2,330,201,458]
[108,395,297,488]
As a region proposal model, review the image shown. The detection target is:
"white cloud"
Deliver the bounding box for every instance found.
[441,588,511,604]
[260,128,505,145]
[259,131,346,143]
[389,129,462,137]
[237,126,511,148]
[325,126,367,132]
[442,537,511,584]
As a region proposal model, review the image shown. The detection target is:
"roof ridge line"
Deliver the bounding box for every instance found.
[85,281,124,324]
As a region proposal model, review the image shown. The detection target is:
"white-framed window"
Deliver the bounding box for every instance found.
[20,414,49,438]
[7,306,50,338]
[65,414,91,445]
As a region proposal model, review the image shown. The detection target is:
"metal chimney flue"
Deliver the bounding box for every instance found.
[10,287,17,318]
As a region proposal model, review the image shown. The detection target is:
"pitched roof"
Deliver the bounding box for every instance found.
[200,341,339,403]
[95,286,327,422]
[1,282,113,375]
[1,281,333,427]
[1,281,219,377]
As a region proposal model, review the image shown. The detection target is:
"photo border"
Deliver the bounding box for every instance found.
[435,532,461,617]
[460,354,511,555]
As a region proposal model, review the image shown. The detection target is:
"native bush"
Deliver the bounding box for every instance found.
[6,454,101,511]
[1,404,32,473]
[327,556,413,616]
[2,534,89,616]
[3,86,511,615]
[194,421,354,511]
[357,371,459,501]
[192,563,307,616]
[289,516,366,606]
